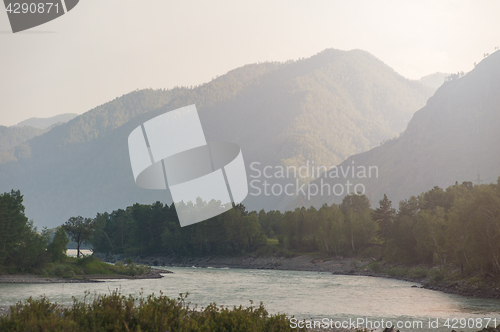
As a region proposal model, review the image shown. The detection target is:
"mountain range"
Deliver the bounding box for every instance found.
[0,49,435,228]
[0,113,79,154]
[301,50,500,209]
[0,125,46,153]
[16,113,78,129]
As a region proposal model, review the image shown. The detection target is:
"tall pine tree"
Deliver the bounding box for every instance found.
[372,194,395,241]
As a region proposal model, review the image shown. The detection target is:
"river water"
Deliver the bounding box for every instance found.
[1,267,499,331]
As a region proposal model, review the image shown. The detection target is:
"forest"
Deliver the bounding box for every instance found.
[90,178,500,276]
[1,177,500,276]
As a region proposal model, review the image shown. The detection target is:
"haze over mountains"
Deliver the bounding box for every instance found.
[0,126,46,153]
[419,72,449,89]
[0,49,435,228]
[302,50,500,209]
[16,113,78,129]
[0,114,79,153]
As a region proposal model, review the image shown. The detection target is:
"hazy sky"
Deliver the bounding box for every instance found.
[1,0,499,126]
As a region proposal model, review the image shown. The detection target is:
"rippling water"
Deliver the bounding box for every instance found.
[1,267,499,331]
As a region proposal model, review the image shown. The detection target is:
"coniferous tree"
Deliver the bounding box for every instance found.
[47,227,69,262]
[372,194,395,241]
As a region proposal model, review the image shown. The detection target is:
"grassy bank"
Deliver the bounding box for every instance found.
[32,256,150,279]
[0,291,304,332]
[364,261,500,298]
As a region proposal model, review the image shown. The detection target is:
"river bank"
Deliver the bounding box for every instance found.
[2,264,499,330]
[95,253,500,300]
[0,268,172,284]
[97,253,364,273]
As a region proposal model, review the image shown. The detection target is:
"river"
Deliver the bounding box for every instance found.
[1,267,499,331]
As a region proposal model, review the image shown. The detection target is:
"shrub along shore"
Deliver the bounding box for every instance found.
[0,291,305,332]
[1,290,499,331]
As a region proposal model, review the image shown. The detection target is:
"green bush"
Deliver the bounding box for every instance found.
[0,291,305,332]
[429,268,446,283]
[54,265,65,277]
[361,246,382,259]
[71,266,84,275]
[255,244,278,257]
[386,266,408,278]
[136,265,146,275]
[367,261,381,273]
[409,267,428,279]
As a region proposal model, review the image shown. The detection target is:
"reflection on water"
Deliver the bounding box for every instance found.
[0,267,499,331]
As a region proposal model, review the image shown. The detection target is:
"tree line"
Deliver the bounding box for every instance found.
[2,177,500,276]
[90,178,500,276]
[91,203,265,257]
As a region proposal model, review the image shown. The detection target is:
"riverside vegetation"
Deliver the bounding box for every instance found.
[1,182,500,328]
[3,178,500,287]
[0,291,302,332]
[0,190,149,278]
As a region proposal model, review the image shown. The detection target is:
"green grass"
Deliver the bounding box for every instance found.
[428,268,447,283]
[39,256,149,278]
[466,276,482,285]
[0,291,305,332]
[408,267,428,279]
[367,261,381,273]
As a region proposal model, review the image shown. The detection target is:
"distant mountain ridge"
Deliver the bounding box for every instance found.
[0,114,79,154]
[0,125,46,152]
[419,72,449,89]
[0,49,435,228]
[300,50,500,209]
[16,113,78,129]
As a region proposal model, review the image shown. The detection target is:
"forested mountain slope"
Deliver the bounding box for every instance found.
[0,49,434,227]
[302,50,500,209]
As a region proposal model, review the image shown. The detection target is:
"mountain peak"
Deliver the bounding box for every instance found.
[301,49,500,210]
[0,49,435,228]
